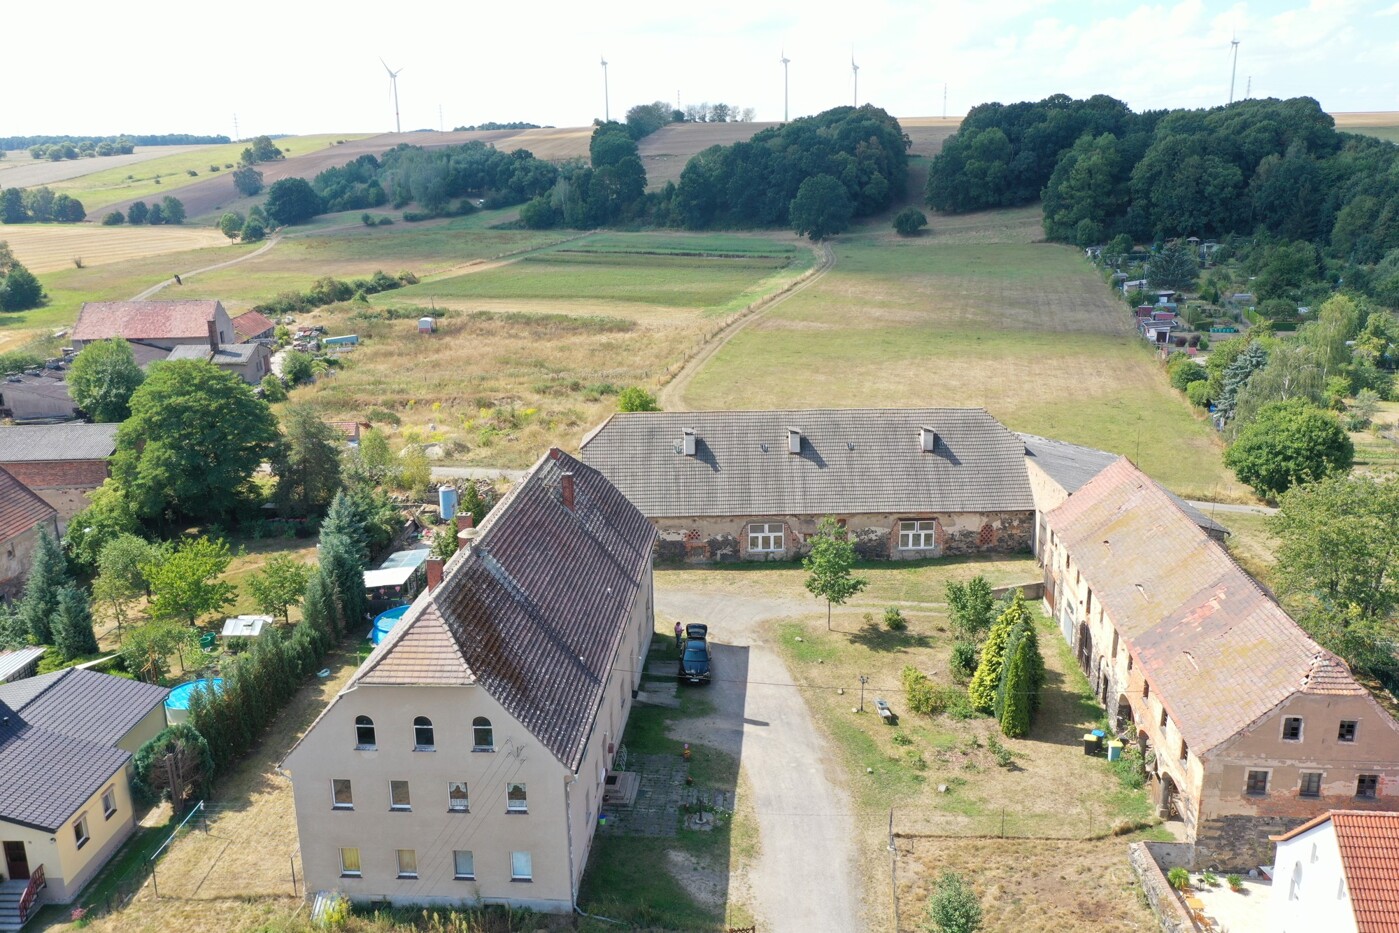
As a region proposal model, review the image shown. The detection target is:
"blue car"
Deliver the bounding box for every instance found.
[680,623,712,684]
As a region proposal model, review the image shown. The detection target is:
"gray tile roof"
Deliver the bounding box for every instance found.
[166,343,263,365]
[0,423,119,462]
[349,449,657,771]
[1019,433,1228,536]
[581,409,1034,518]
[0,647,46,684]
[0,670,168,831]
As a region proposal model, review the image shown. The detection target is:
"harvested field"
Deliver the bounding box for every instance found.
[637,121,778,189]
[0,145,215,189]
[1333,111,1399,144]
[0,223,227,273]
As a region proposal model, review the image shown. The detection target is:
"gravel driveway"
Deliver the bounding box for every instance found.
[656,587,860,933]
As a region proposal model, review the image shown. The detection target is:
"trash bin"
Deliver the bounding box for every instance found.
[1083,733,1102,756]
[1106,741,1124,762]
[199,632,217,650]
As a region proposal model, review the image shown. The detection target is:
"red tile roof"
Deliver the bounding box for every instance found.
[231,310,276,341]
[1045,458,1365,755]
[0,465,56,542]
[1276,811,1399,932]
[73,300,225,342]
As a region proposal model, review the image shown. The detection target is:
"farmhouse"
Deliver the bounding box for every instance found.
[0,669,169,923]
[0,468,59,603]
[0,372,77,424]
[166,340,272,385]
[0,423,119,531]
[283,448,656,913]
[1042,458,1399,870]
[230,310,276,343]
[70,300,234,352]
[580,408,1034,563]
[1269,810,1399,933]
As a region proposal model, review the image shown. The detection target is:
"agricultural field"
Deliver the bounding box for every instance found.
[0,145,216,189]
[681,215,1245,501]
[1332,111,1399,144]
[0,223,227,274]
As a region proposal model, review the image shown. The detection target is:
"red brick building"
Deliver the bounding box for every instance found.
[0,424,118,532]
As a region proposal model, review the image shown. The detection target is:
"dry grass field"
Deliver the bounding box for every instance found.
[1332,111,1399,144]
[0,223,228,273]
[0,146,216,189]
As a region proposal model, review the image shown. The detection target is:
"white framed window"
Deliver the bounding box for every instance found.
[898,520,937,550]
[413,716,435,750]
[448,782,469,812]
[101,786,117,820]
[747,522,784,552]
[355,715,376,749]
[332,779,354,809]
[510,851,532,881]
[340,847,361,878]
[73,813,90,849]
[507,782,528,813]
[453,850,475,880]
[396,849,418,879]
[390,780,411,811]
[473,717,494,751]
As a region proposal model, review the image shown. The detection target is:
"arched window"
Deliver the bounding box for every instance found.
[355,715,376,749]
[413,716,434,750]
[472,717,493,751]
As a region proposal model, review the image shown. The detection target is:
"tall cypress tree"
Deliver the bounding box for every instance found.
[52,586,98,660]
[19,529,70,644]
[320,490,370,565]
[320,533,366,637]
[998,629,1037,738]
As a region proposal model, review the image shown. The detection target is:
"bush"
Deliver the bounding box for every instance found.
[1167,867,1190,891]
[101,211,124,225]
[1186,380,1211,408]
[902,665,962,717]
[883,606,907,631]
[925,871,983,933]
[1169,359,1206,391]
[259,374,288,402]
[617,386,660,412]
[950,642,978,680]
[892,207,928,237]
[368,407,400,426]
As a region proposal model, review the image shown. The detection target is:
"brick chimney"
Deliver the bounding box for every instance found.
[425,557,444,592]
[207,319,220,353]
[456,514,475,551]
[561,472,575,511]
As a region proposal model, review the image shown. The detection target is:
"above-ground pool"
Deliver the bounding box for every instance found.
[165,678,224,726]
[371,605,410,645]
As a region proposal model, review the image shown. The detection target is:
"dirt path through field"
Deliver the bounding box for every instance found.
[130,235,283,300]
[658,240,834,410]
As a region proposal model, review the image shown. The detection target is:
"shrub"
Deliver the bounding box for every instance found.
[368,407,400,426]
[1186,380,1211,408]
[101,211,124,225]
[883,606,907,631]
[950,642,978,680]
[925,871,982,933]
[985,733,1014,768]
[1167,867,1190,891]
[1169,359,1206,390]
[617,386,660,412]
[893,207,928,237]
[259,374,288,402]
[1226,874,1243,892]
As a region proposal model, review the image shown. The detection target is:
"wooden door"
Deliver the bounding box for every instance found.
[3,841,28,881]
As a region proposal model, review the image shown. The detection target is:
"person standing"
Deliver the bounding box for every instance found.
[674,620,684,650]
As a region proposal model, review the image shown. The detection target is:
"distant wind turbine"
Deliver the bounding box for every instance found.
[1227,35,1240,105]
[851,51,860,107]
[780,50,791,122]
[380,58,403,133]
[601,57,610,122]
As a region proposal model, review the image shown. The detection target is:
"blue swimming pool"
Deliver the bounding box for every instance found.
[371,605,410,645]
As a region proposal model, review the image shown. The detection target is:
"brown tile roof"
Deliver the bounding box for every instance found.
[1275,811,1399,932]
[231,310,276,341]
[349,448,656,771]
[0,465,56,542]
[1045,458,1365,755]
[73,300,225,342]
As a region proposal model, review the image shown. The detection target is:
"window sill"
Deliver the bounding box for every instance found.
[506,809,528,815]
[76,839,89,850]
[390,807,412,812]
[340,872,362,879]
[454,875,476,881]
[103,810,117,820]
[354,745,378,751]
[510,877,533,883]
[332,805,354,811]
[413,747,435,753]
[397,874,418,880]
[448,808,470,814]
[472,747,495,753]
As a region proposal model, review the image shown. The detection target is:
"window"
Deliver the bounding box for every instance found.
[73,813,90,849]
[1338,720,1358,743]
[1141,679,1148,699]
[1160,708,1169,729]
[1357,774,1379,798]
[507,782,528,813]
[898,520,937,550]
[1289,861,1303,901]
[1179,739,1189,763]
[396,849,418,879]
[453,850,475,880]
[1300,772,1323,798]
[413,716,434,751]
[747,522,784,552]
[1110,629,1118,659]
[340,847,361,878]
[102,786,117,820]
[1282,717,1303,741]
[390,780,411,810]
[332,779,354,809]
[1246,770,1269,796]
[510,851,532,881]
[473,717,494,751]
[448,782,469,812]
[355,715,376,749]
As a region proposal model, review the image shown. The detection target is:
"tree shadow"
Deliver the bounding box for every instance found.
[846,620,933,653]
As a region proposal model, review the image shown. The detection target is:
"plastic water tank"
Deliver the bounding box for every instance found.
[438,486,458,521]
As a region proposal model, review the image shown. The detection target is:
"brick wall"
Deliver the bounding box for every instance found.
[0,459,109,490]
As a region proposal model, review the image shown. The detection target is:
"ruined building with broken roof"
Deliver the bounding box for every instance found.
[282,449,656,912]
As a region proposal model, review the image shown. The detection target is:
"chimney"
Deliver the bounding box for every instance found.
[682,428,697,457]
[206,319,220,353]
[787,427,802,455]
[425,557,444,592]
[460,513,474,529]
[548,447,562,461]
[919,426,937,453]
[561,472,575,511]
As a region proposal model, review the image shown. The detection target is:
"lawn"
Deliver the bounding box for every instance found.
[1221,511,1279,587]
[682,224,1243,501]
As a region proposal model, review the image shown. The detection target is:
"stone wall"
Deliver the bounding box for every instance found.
[1194,813,1306,873]
[1128,842,1202,933]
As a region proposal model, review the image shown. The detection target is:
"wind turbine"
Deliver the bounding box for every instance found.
[601,56,610,122]
[780,50,791,122]
[851,51,859,107]
[1227,35,1240,105]
[380,58,403,133]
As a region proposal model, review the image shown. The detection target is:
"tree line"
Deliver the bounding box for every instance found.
[0,133,229,151]
[1,186,85,223]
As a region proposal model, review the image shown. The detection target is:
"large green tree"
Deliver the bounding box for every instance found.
[52,585,98,660]
[18,529,69,644]
[1147,239,1200,292]
[945,576,996,643]
[143,536,236,627]
[264,177,322,226]
[1224,399,1353,499]
[64,481,141,571]
[67,338,145,422]
[113,360,279,520]
[231,165,264,197]
[803,516,867,630]
[273,405,343,517]
[131,723,213,810]
[789,174,853,241]
[246,554,312,624]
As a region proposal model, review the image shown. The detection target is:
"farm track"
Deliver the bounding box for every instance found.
[131,235,284,300]
[658,240,834,410]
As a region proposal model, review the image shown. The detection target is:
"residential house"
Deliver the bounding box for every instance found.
[166,338,272,385]
[1042,459,1399,870]
[0,669,169,922]
[0,468,59,603]
[231,310,277,343]
[1268,810,1399,933]
[0,648,45,686]
[580,408,1034,563]
[0,424,119,532]
[70,300,234,352]
[0,373,77,424]
[328,422,373,446]
[282,448,656,912]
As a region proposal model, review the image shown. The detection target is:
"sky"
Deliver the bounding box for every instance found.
[5,0,1399,138]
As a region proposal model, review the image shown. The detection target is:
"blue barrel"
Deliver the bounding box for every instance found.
[438,486,458,521]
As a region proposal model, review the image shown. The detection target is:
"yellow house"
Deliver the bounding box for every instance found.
[283,449,656,912]
[0,669,168,926]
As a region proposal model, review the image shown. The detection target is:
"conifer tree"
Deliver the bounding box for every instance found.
[1214,340,1269,425]
[19,529,69,644]
[52,585,98,660]
[967,590,1033,713]
[320,490,370,564]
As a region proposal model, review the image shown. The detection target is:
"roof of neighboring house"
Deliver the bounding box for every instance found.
[1019,434,1228,536]
[1044,458,1368,756]
[580,409,1034,518]
[0,423,119,462]
[339,448,657,771]
[128,341,174,368]
[231,310,276,342]
[72,300,226,343]
[0,465,57,541]
[0,646,46,684]
[0,371,73,401]
[0,669,168,831]
[166,342,267,366]
[1274,810,1399,932]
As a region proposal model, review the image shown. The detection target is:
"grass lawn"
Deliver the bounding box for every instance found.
[682,222,1243,501]
[1220,511,1279,588]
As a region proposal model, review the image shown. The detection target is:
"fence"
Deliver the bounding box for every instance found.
[147,801,301,900]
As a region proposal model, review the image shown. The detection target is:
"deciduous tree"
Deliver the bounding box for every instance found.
[789,174,853,241]
[945,576,995,643]
[63,480,141,571]
[924,871,983,933]
[143,536,236,628]
[232,165,264,196]
[273,405,343,517]
[803,516,867,630]
[264,177,322,227]
[617,386,659,412]
[67,338,145,422]
[1224,399,1353,499]
[218,211,245,242]
[246,554,312,624]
